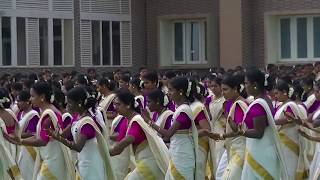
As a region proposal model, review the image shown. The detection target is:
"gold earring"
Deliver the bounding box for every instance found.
[179,92,183,96]
[254,87,257,90]
[41,99,44,102]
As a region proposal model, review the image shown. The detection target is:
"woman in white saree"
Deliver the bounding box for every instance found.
[48,86,115,180]
[10,82,75,180]
[189,82,215,180]
[143,77,198,179]
[16,90,40,180]
[207,74,248,180]
[208,76,227,165]
[110,90,169,179]
[273,80,308,179]
[97,78,117,135]
[240,69,289,180]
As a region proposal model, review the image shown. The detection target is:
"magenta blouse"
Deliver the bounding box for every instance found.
[152,113,172,130]
[115,117,129,142]
[39,111,63,143]
[127,121,146,146]
[17,111,39,133]
[308,100,320,114]
[224,100,245,125]
[176,112,192,130]
[194,111,206,125]
[244,103,268,129]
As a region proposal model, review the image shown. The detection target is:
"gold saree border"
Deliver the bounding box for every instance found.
[279,132,299,156]
[169,159,185,180]
[246,152,273,180]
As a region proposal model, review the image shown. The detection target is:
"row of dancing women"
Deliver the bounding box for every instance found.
[1,64,320,180]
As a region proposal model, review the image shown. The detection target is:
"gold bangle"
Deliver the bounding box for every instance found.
[240,129,246,136]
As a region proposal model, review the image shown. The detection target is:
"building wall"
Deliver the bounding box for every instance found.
[244,0,320,67]
[146,0,219,70]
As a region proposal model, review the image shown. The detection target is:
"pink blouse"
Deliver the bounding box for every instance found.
[176,112,191,130]
[39,111,63,143]
[244,103,268,129]
[80,123,95,139]
[127,121,146,146]
[152,113,172,130]
[6,124,15,134]
[194,111,206,125]
[115,117,129,142]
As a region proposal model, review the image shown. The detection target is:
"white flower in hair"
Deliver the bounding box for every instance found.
[50,95,55,103]
[239,84,245,93]
[0,97,9,108]
[264,73,269,86]
[186,81,192,97]
[140,80,144,88]
[196,86,201,94]
[288,87,294,98]
[84,75,89,84]
[134,100,139,108]
[163,95,169,107]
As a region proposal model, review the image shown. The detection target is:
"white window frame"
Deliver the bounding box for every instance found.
[172,19,207,65]
[278,15,320,62]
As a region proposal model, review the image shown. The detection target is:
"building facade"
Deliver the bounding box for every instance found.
[0,0,318,73]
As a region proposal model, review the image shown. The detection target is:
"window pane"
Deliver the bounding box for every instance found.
[204,21,207,61]
[297,18,307,58]
[174,22,183,62]
[190,22,199,61]
[64,19,73,65]
[102,21,110,65]
[2,17,11,66]
[112,21,120,65]
[314,17,320,57]
[53,19,62,65]
[39,19,48,66]
[92,21,100,65]
[280,18,291,59]
[17,17,26,66]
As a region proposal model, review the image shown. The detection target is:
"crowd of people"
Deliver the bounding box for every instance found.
[1,62,320,180]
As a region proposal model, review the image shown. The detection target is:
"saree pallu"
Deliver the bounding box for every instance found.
[99,93,116,136]
[165,133,195,180]
[0,119,22,180]
[33,109,75,180]
[241,99,289,180]
[126,141,164,180]
[222,137,245,180]
[309,109,320,180]
[222,100,247,180]
[191,101,216,179]
[209,97,226,166]
[275,102,307,180]
[18,110,39,180]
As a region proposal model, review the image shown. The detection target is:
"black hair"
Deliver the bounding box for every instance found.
[28,73,38,81]
[164,71,176,80]
[245,68,273,91]
[148,89,167,107]
[98,78,116,91]
[315,80,320,89]
[291,80,304,101]
[0,88,11,109]
[23,79,35,90]
[170,77,196,103]
[129,78,142,91]
[64,80,75,92]
[17,90,31,102]
[11,82,23,91]
[193,83,208,101]
[32,82,53,103]
[301,77,314,88]
[77,74,90,86]
[222,74,247,98]
[120,74,131,83]
[274,79,289,94]
[52,87,66,110]
[67,86,96,112]
[115,89,140,113]
[209,75,222,86]
[139,67,147,72]
[143,71,158,83]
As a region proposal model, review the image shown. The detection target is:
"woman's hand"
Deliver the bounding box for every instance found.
[208,132,222,141]
[46,128,60,141]
[141,109,151,124]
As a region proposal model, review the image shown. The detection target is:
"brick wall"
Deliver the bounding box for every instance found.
[244,0,320,67]
[146,0,219,70]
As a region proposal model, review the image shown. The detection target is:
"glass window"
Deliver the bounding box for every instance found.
[190,22,199,61]
[297,18,307,58]
[92,21,100,65]
[174,22,183,62]
[2,17,11,66]
[39,18,48,66]
[17,17,26,66]
[102,21,110,65]
[112,21,120,65]
[280,18,291,59]
[53,19,62,65]
[314,17,320,58]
